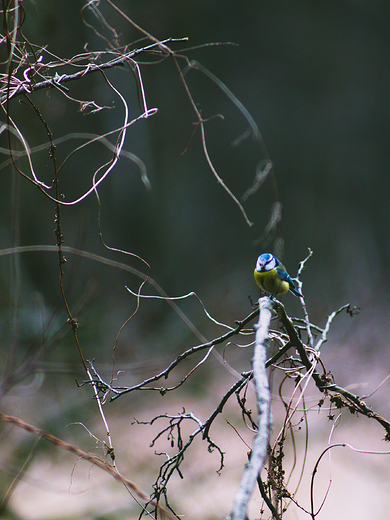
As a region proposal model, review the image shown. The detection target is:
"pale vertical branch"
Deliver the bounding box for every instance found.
[230,296,273,520]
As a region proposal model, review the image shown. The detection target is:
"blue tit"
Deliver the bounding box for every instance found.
[254,253,302,298]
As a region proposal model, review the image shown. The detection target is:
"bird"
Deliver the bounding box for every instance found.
[254,253,302,298]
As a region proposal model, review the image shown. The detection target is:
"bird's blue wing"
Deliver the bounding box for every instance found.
[276,268,302,297]
[276,268,293,284]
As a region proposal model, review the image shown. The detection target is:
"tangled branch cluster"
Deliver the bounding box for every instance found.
[86,274,390,519]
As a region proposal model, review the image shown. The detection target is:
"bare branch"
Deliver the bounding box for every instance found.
[230,297,273,520]
[0,412,175,519]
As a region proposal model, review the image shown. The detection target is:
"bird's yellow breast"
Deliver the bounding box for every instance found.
[254,268,290,295]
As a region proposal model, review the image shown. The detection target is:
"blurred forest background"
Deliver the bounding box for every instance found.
[1,1,390,519]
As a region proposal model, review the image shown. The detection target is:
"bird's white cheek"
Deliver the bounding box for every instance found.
[268,258,277,270]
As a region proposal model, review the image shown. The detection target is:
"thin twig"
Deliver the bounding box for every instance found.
[0,412,175,519]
